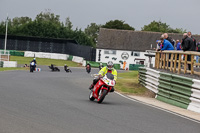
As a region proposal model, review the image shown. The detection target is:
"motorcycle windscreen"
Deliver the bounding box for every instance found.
[106,73,114,80]
[102,73,115,86]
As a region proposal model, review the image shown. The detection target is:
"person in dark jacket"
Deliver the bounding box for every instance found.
[181,33,196,70]
[181,33,196,51]
[187,31,196,50]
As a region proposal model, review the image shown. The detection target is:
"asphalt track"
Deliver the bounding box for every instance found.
[0,66,199,133]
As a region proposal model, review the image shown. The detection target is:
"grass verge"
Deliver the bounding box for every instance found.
[115,71,154,97]
[0,67,26,71]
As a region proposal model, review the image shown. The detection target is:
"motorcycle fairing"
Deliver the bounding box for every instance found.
[93,80,107,99]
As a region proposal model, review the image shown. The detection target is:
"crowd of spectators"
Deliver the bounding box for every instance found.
[156,32,200,69]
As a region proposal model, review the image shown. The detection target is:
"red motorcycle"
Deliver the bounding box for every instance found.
[89,73,115,103]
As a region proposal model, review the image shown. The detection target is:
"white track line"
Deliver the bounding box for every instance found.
[115,91,200,124]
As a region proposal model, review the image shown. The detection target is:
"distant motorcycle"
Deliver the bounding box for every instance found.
[89,73,115,103]
[86,64,91,73]
[30,61,36,73]
[64,66,72,73]
[99,65,104,70]
[48,64,60,72]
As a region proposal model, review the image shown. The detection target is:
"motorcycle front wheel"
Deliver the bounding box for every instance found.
[89,90,95,101]
[97,89,107,103]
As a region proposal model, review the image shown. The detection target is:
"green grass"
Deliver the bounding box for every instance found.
[115,71,148,95]
[0,67,26,71]
[10,56,81,67]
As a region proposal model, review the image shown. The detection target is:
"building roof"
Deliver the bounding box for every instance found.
[97,28,200,52]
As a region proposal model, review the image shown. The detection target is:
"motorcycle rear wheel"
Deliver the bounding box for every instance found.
[89,90,95,101]
[97,89,107,103]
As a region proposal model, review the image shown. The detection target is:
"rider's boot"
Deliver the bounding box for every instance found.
[110,87,115,92]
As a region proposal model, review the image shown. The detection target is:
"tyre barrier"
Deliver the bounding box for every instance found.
[139,67,200,113]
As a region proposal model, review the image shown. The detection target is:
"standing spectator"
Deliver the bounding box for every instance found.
[163,33,175,47]
[187,31,197,50]
[196,42,200,67]
[181,33,195,70]
[175,40,181,66]
[181,33,196,51]
[156,40,162,49]
[176,40,182,50]
[188,31,197,67]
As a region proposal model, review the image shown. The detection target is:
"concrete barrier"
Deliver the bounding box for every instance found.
[139,67,200,113]
[3,61,17,67]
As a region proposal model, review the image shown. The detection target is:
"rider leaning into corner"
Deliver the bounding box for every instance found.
[89,61,117,92]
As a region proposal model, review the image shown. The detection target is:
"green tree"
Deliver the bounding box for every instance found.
[84,23,101,45]
[65,17,73,30]
[141,20,186,33]
[73,28,95,47]
[0,10,95,47]
[35,9,61,26]
[102,20,135,31]
[12,17,32,26]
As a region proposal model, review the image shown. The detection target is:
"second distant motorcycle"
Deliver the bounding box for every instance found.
[48,64,60,72]
[86,63,91,73]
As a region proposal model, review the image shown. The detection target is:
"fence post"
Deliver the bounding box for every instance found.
[178,54,182,74]
[173,53,177,73]
[155,52,158,68]
[163,53,166,69]
[184,55,188,74]
[170,53,174,71]
[191,55,194,75]
[156,52,160,69]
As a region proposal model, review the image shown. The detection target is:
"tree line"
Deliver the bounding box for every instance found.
[0,11,186,48]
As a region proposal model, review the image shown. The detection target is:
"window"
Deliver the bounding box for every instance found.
[131,51,140,57]
[104,50,116,55]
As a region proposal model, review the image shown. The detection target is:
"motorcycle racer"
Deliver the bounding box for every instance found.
[89,61,117,92]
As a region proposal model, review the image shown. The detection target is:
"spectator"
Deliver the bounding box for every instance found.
[159,37,174,51]
[181,33,196,51]
[196,42,200,67]
[181,33,195,70]
[163,33,175,47]
[176,40,181,50]
[175,40,182,66]
[187,31,197,50]
[156,40,162,49]
[158,37,174,67]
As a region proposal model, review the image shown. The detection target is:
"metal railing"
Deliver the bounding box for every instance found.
[155,51,200,76]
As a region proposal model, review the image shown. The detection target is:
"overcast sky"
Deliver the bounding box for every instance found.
[0,0,200,34]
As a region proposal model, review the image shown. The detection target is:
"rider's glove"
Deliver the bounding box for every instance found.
[98,75,103,79]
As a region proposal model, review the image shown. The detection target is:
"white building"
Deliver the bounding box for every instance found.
[96,28,156,69]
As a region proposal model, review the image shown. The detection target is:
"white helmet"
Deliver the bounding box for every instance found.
[107,61,114,70]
